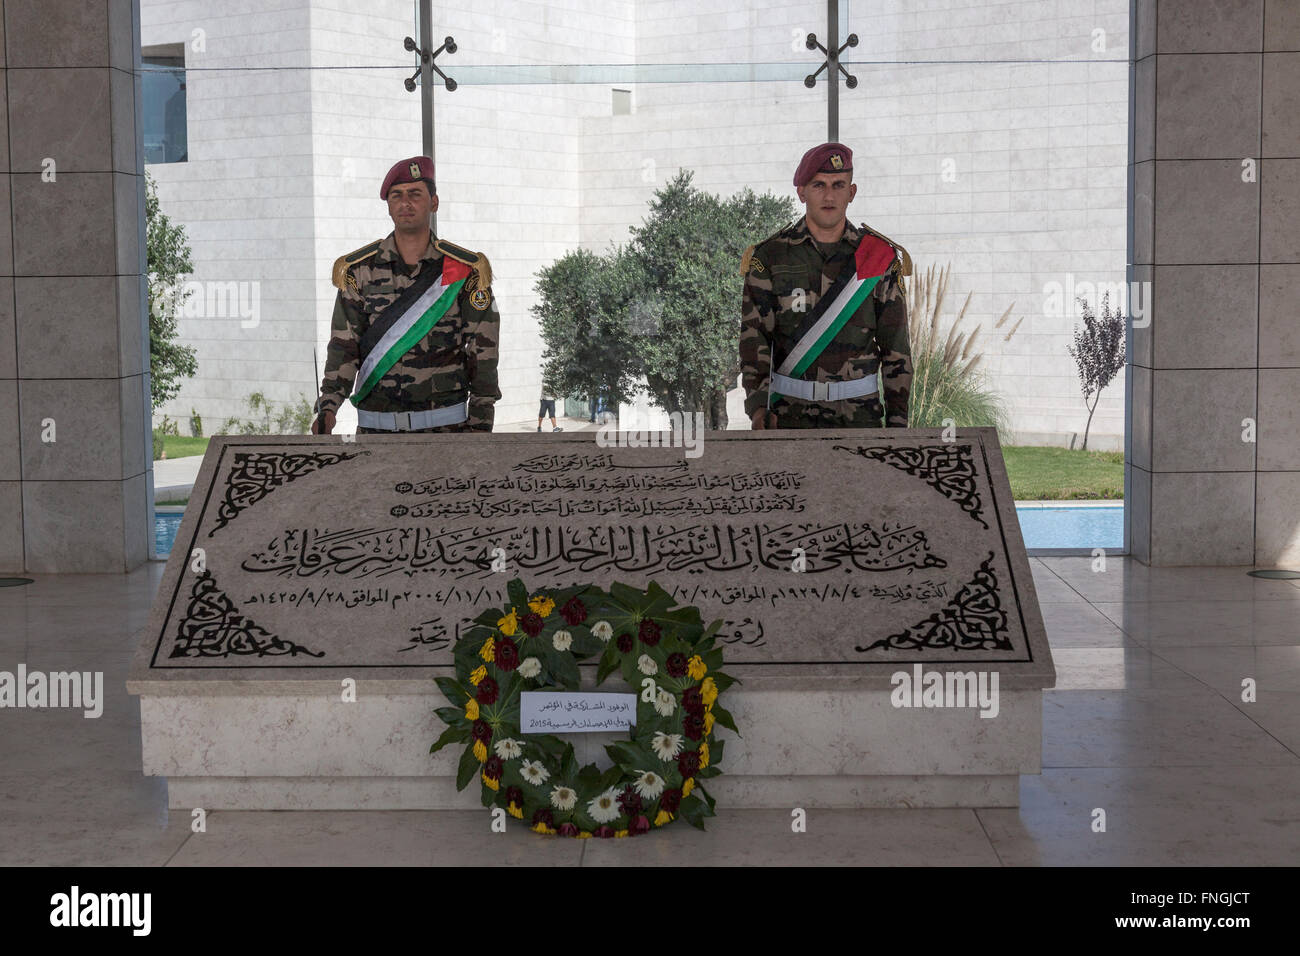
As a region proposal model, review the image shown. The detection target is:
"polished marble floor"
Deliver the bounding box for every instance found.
[1,557,1298,866]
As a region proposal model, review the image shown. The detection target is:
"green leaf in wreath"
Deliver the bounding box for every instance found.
[711,704,740,736]
[696,781,717,813]
[560,743,578,780]
[434,676,469,707]
[678,794,708,830]
[607,581,645,610]
[595,641,620,685]
[434,705,466,727]
[506,578,528,609]
[481,782,498,809]
[455,744,480,792]
[430,724,468,755]
[710,671,739,693]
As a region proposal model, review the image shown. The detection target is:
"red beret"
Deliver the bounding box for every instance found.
[793,143,853,188]
[380,156,435,199]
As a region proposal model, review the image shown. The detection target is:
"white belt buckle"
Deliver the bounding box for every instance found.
[812,380,831,401]
[393,411,412,432]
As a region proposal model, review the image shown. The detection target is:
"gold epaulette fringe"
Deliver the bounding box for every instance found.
[331,239,383,291]
[436,239,492,289]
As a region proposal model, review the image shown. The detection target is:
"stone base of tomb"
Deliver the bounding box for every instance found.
[130,666,1042,810]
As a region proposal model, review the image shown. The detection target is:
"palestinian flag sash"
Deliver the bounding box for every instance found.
[772,234,897,399]
[350,256,472,405]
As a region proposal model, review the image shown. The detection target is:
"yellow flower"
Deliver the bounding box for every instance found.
[699,742,710,769]
[472,739,487,763]
[614,829,629,838]
[532,822,556,835]
[482,772,500,791]
[497,611,518,637]
[507,802,523,819]
[479,636,496,662]
[469,665,487,686]
[687,655,707,680]
[464,698,479,721]
[703,710,715,735]
[701,676,718,707]
[682,777,695,797]
[576,831,592,839]
[654,810,673,826]
[528,595,555,618]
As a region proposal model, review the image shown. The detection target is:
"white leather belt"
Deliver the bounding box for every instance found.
[356,401,468,431]
[772,372,877,402]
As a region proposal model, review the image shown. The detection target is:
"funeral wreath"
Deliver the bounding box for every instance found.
[431,578,738,836]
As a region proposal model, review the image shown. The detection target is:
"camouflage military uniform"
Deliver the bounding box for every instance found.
[317,233,501,433]
[739,216,911,428]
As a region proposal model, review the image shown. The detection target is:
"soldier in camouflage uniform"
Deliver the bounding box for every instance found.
[312,156,501,435]
[740,143,912,429]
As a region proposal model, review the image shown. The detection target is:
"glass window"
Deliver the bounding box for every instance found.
[143,52,187,164]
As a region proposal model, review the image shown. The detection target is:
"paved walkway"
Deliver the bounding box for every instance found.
[1,557,1296,865]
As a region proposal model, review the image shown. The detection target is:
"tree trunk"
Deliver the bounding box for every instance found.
[1082,394,1098,451]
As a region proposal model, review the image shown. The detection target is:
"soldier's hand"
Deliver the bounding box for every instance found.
[311,410,336,435]
[750,408,778,430]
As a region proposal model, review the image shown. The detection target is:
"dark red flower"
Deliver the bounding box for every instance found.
[666,653,688,677]
[616,632,633,653]
[484,755,504,781]
[520,612,544,637]
[495,637,519,671]
[505,786,523,807]
[683,712,705,740]
[630,815,651,835]
[560,597,587,625]
[471,719,492,743]
[557,821,579,837]
[659,788,682,813]
[532,808,554,829]
[682,686,704,714]
[638,619,662,646]
[476,676,499,705]
[617,785,642,816]
[677,750,700,778]
[594,825,615,839]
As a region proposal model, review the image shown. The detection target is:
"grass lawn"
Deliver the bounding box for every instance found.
[157,435,210,460]
[1003,445,1124,500]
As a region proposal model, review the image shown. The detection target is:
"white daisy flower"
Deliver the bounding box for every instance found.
[550,786,577,811]
[592,620,613,642]
[494,738,523,760]
[520,759,550,786]
[650,731,683,761]
[653,687,676,717]
[517,657,541,678]
[637,654,657,676]
[552,630,572,652]
[633,771,666,800]
[588,787,620,823]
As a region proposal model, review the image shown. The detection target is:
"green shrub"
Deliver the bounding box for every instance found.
[906,262,1023,433]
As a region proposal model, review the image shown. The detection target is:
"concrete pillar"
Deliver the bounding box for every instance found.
[1129,0,1300,566]
[0,0,151,573]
